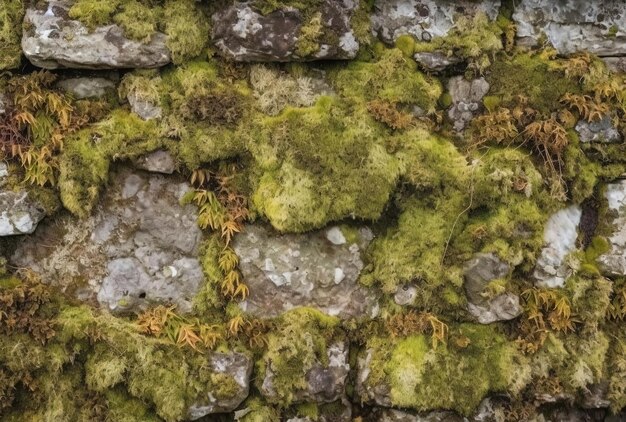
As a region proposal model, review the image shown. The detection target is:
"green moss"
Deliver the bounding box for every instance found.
[295,12,323,57]
[248,97,402,232]
[68,0,121,30]
[0,0,24,69]
[163,0,210,64]
[59,109,164,217]
[488,52,581,114]
[412,13,502,73]
[394,34,416,57]
[331,48,442,112]
[192,235,226,317]
[113,0,161,42]
[258,308,341,407]
[237,397,281,422]
[367,324,523,415]
[105,389,162,422]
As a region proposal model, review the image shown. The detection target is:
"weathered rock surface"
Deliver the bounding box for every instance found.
[127,90,162,121]
[413,51,463,72]
[11,167,204,313]
[599,180,626,276]
[187,352,253,420]
[233,225,378,319]
[56,77,117,99]
[463,253,521,324]
[372,0,501,44]
[134,150,176,174]
[0,165,46,237]
[211,1,359,61]
[22,1,171,69]
[576,116,622,143]
[534,205,582,288]
[514,1,626,56]
[261,341,350,403]
[447,76,490,132]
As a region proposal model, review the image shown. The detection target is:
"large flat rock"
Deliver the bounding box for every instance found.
[22,1,171,69]
[233,224,379,319]
[11,167,203,313]
[372,0,501,44]
[514,0,626,56]
[211,0,359,61]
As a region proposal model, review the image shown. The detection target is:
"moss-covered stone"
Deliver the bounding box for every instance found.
[362,324,525,415]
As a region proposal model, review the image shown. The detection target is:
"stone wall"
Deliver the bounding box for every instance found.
[1,1,626,421]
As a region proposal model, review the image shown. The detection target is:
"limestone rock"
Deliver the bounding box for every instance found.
[233,225,379,319]
[211,1,360,62]
[187,352,253,420]
[0,93,9,115]
[394,283,418,306]
[447,76,490,132]
[11,167,203,313]
[534,205,582,288]
[261,341,349,404]
[603,57,626,73]
[0,190,46,236]
[22,1,171,69]
[463,253,521,324]
[599,180,626,276]
[56,77,117,99]
[127,90,162,121]
[413,52,463,72]
[575,115,622,143]
[372,0,501,44]
[513,1,626,56]
[134,150,176,174]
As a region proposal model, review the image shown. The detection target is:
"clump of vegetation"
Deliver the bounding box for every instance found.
[249,64,319,116]
[1,71,110,188]
[248,96,402,232]
[363,324,524,415]
[386,310,448,348]
[331,48,442,113]
[257,308,342,407]
[0,0,23,69]
[187,164,251,301]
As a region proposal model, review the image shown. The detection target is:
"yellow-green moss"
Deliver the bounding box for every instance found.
[331,48,442,112]
[0,0,24,69]
[248,96,402,232]
[59,109,165,217]
[488,52,581,114]
[163,0,210,64]
[258,308,341,407]
[367,324,523,415]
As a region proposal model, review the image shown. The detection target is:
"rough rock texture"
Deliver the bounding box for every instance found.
[599,180,626,276]
[575,116,622,143]
[463,253,521,324]
[211,1,360,61]
[187,352,253,420]
[127,90,162,121]
[447,76,490,132]
[134,150,176,174]
[234,225,379,319]
[534,205,582,288]
[261,341,350,403]
[372,0,501,44]
[413,52,463,72]
[11,167,203,313]
[56,77,117,99]
[22,1,171,69]
[514,1,626,56]
[0,165,46,237]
